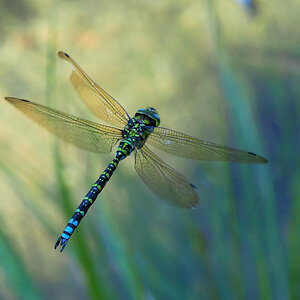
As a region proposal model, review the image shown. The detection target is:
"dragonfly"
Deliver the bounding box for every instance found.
[4,51,268,252]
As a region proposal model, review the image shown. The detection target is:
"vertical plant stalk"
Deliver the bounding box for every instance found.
[0,225,40,300]
[205,1,289,299]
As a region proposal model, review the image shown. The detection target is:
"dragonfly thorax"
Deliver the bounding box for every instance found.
[122,116,153,150]
[121,108,159,150]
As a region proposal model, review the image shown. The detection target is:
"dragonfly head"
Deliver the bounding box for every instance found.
[134,107,160,127]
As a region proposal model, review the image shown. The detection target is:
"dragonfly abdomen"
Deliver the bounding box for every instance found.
[55,140,133,252]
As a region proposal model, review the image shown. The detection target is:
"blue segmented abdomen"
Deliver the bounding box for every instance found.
[54,140,133,252]
[61,217,79,240]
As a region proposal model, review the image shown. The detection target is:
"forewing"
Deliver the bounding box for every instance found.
[135,145,198,208]
[58,51,129,128]
[147,127,268,163]
[4,97,122,153]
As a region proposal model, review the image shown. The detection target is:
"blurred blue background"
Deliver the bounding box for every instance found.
[0,0,299,299]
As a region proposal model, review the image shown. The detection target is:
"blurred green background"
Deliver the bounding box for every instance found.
[0,0,299,299]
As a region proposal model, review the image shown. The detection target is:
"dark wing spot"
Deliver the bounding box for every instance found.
[190,183,197,190]
[248,152,257,156]
[4,97,29,102]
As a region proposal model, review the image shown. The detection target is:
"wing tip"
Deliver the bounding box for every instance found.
[185,183,199,209]
[4,97,29,103]
[182,202,198,209]
[189,200,198,210]
[248,151,268,164]
[4,96,14,101]
[58,51,70,60]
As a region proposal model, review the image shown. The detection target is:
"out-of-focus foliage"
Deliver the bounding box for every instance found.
[0,0,299,299]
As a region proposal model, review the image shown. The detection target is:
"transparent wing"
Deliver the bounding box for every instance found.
[4,97,122,153]
[135,145,198,208]
[147,127,268,163]
[58,51,130,128]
